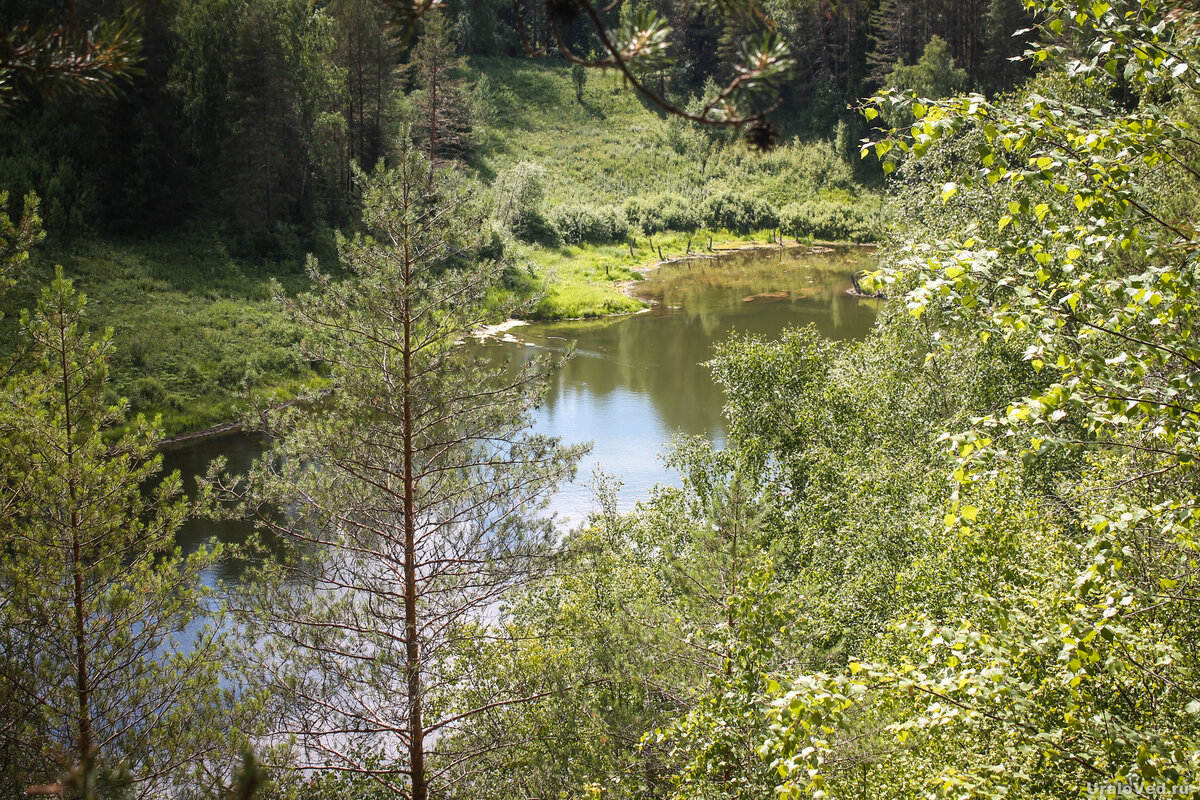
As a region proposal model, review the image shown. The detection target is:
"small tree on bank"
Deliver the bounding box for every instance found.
[571,63,587,103]
[216,142,585,800]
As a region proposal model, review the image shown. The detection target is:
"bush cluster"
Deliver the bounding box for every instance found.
[496,162,561,245]
[499,160,884,245]
[779,199,883,243]
[621,193,698,235]
[549,204,629,245]
[701,190,778,233]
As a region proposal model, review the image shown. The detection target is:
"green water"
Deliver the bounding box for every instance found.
[485,244,881,520]
[172,244,880,558]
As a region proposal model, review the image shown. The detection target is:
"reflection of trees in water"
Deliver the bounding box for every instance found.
[163,436,265,581]
[552,313,729,435]
[493,246,880,437]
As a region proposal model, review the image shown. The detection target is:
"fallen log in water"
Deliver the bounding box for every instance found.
[741,291,789,302]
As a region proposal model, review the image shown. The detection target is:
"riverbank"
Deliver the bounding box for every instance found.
[162,243,882,514]
[517,230,822,319]
[5,233,873,439]
[2,54,888,437]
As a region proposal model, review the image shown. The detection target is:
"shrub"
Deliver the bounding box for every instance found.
[472,221,506,261]
[705,141,856,207]
[701,190,778,233]
[496,162,560,244]
[512,212,561,245]
[622,193,697,234]
[128,377,167,412]
[779,199,885,243]
[549,204,629,245]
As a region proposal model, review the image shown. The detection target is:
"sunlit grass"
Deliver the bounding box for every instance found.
[0,58,885,435]
[469,57,885,318]
[511,229,790,318]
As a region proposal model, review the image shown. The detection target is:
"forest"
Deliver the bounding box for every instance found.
[1,0,1198,798]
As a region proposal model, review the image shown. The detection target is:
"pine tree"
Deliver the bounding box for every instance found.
[331,0,399,186]
[215,140,585,800]
[882,34,969,127]
[0,263,236,796]
[981,0,1033,93]
[410,10,473,163]
[865,0,914,89]
[171,0,343,246]
[0,191,43,305]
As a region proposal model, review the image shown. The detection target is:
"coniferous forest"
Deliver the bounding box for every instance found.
[2,0,1199,798]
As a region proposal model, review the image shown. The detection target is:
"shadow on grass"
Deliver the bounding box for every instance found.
[579,98,606,120]
[53,235,310,302]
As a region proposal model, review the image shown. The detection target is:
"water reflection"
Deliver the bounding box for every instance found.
[169,244,880,556]
[478,245,880,520]
[162,434,264,583]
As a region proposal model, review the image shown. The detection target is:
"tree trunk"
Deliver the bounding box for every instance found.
[61,327,92,769]
[262,101,274,228]
[427,70,439,165]
[401,220,427,800]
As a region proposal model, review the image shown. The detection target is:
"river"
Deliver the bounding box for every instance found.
[169,244,879,574]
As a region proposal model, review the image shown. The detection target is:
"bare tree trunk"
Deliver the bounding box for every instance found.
[375,38,384,163]
[262,101,273,228]
[401,197,428,800]
[427,74,439,165]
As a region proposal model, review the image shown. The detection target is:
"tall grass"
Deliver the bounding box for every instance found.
[1,235,322,436]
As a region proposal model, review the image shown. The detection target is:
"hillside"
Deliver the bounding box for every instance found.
[466,57,885,316]
[5,57,884,435]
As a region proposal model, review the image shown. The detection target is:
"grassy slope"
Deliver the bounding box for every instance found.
[467,57,881,318]
[512,231,782,320]
[7,236,322,436]
[4,58,880,435]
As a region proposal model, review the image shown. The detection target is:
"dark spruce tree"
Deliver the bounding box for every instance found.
[410,10,474,164]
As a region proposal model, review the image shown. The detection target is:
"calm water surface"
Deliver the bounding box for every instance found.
[490,245,880,520]
[173,244,879,563]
